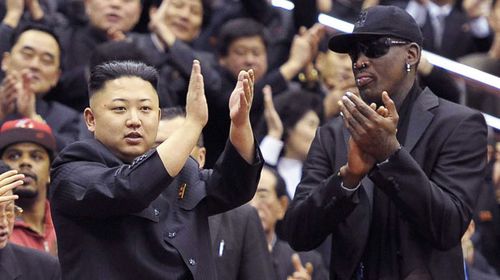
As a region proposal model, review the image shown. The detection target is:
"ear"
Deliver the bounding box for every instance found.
[2,52,11,72]
[406,43,421,68]
[50,69,61,88]
[276,196,289,220]
[84,107,96,133]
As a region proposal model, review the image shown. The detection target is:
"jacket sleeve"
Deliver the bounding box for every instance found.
[50,148,173,218]
[283,127,359,251]
[204,140,264,216]
[369,111,488,250]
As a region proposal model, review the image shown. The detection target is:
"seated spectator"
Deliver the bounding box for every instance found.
[462,220,500,279]
[0,118,57,256]
[155,107,276,280]
[0,24,81,151]
[0,163,60,279]
[249,166,328,280]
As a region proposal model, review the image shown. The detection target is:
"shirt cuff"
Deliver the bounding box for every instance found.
[469,16,491,38]
[340,181,361,197]
[259,136,284,166]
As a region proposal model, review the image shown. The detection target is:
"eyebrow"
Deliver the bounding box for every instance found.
[111,98,152,102]
[21,46,56,61]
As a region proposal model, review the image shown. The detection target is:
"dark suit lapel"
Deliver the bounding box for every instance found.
[209,214,222,248]
[403,88,438,152]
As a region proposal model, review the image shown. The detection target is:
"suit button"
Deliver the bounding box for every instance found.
[188,258,196,266]
[168,232,176,238]
[154,209,160,216]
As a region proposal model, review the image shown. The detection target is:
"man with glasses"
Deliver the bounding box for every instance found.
[284,5,488,279]
[0,163,60,279]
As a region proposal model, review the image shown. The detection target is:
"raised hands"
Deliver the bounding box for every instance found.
[0,71,37,120]
[287,253,313,280]
[263,85,283,140]
[186,60,208,129]
[229,69,254,127]
[0,170,24,203]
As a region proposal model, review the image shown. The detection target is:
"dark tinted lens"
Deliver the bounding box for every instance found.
[360,38,390,58]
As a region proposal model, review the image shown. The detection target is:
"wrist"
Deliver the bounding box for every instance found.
[3,13,22,28]
[339,165,363,189]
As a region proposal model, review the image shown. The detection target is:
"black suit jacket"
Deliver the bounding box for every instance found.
[271,239,329,280]
[284,87,488,279]
[0,243,60,280]
[49,138,262,280]
[209,204,275,280]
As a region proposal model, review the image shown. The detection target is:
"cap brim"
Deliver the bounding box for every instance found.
[328,32,390,53]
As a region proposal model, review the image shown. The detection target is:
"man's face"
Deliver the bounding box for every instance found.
[219,36,268,82]
[1,143,51,199]
[85,76,160,163]
[0,197,16,249]
[286,110,320,161]
[85,0,141,33]
[249,168,284,234]
[1,30,61,95]
[348,37,411,105]
[161,0,203,43]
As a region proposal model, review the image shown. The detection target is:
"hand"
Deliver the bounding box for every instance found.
[15,71,37,119]
[340,138,376,187]
[463,0,492,19]
[148,2,176,48]
[229,69,254,127]
[0,74,19,119]
[2,0,25,28]
[340,91,400,162]
[287,253,313,280]
[0,170,24,203]
[185,60,208,129]
[107,27,126,41]
[25,0,44,21]
[263,85,283,139]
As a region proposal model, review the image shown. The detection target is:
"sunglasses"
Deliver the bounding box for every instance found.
[348,37,410,61]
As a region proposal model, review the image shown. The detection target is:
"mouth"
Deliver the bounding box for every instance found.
[105,13,122,23]
[0,231,8,242]
[355,74,374,88]
[124,132,143,145]
[171,22,190,33]
[20,172,37,186]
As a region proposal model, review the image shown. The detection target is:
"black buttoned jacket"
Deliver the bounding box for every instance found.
[49,138,262,280]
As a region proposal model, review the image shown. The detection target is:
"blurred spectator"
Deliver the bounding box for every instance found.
[0,118,57,256]
[462,220,500,279]
[0,24,81,151]
[249,166,328,280]
[155,107,276,280]
[0,164,60,279]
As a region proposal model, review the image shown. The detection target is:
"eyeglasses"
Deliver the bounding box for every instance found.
[348,37,410,61]
[0,205,23,220]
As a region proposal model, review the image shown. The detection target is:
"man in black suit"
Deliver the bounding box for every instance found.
[155,107,275,280]
[49,60,262,279]
[284,5,488,279]
[0,164,60,280]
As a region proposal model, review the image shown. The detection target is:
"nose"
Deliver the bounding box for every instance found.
[244,52,257,66]
[353,53,368,71]
[178,5,190,18]
[126,109,141,128]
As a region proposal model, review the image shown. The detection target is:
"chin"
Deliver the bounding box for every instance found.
[14,188,38,199]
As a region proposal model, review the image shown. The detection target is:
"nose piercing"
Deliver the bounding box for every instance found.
[353,62,366,69]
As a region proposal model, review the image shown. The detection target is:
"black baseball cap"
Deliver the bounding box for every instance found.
[328,5,423,53]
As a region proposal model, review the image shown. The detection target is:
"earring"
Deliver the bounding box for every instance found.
[406,63,411,72]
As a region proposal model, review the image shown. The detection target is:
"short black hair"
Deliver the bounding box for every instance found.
[263,165,288,199]
[150,0,213,28]
[88,61,159,99]
[160,107,204,147]
[89,40,152,71]
[10,23,62,66]
[217,18,268,57]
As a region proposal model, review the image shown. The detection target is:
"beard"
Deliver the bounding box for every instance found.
[13,187,38,199]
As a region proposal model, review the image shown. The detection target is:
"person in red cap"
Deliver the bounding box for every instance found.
[283,5,488,280]
[0,118,57,256]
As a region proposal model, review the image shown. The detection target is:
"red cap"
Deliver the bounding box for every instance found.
[0,118,56,158]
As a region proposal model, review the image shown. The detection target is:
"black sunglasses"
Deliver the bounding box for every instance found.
[348,37,410,61]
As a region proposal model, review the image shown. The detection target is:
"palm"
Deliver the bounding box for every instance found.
[348,138,375,176]
[229,70,254,126]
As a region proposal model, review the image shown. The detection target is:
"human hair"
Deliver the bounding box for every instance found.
[88,61,158,99]
[160,107,204,147]
[263,165,288,200]
[216,18,268,57]
[150,0,213,28]
[89,41,152,71]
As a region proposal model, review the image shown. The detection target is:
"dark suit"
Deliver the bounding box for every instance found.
[271,239,329,280]
[209,204,275,280]
[49,138,262,280]
[0,243,60,280]
[284,87,488,279]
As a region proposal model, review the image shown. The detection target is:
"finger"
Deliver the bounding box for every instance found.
[305,262,314,275]
[242,79,251,109]
[0,170,19,181]
[188,60,203,96]
[342,95,368,132]
[0,173,25,187]
[370,103,377,111]
[0,195,18,203]
[291,253,304,272]
[339,102,362,141]
[0,179,24,196]
[345,91,377,119]
[381,91,398,119]
[248,69,255,90]
[263,85,274,110]
[376,106,386,117]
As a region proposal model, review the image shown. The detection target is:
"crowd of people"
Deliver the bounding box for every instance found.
[0,0,499,279]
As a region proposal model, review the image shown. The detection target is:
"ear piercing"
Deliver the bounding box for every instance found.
[406,63,411,72]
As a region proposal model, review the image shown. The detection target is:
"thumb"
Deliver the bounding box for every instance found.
[305,262,314,276]
[382,91,397,117]
[291,253,304,272]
